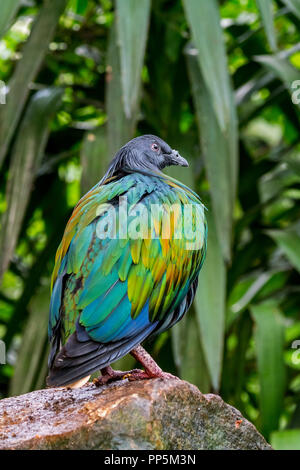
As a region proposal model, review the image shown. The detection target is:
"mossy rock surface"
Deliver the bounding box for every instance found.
[0,378,271,450]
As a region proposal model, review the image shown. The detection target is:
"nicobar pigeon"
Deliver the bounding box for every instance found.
[47,135,207,388]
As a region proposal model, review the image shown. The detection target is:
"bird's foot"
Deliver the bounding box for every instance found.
[93,366,146,387]
[94,344,180,387]
[93,365,178,387]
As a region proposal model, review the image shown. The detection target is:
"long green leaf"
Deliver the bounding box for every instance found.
[186,48,235,261]
[171,308,211,393]
[80,127,110,195]
[251,301,286,437]
[106,24,136,157]
[267,229,300,273]
[194,211,226,391]
[9,286,49,396]
[115,0,151,119]
[183,0,237,137]
[282,0,300,19]
[167,153,211,393]
[0,0,20,39]
[256,0,277,52]
[0,0,67,168]
[0,88,63,281]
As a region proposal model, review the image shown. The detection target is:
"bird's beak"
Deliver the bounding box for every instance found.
[170,149,189,167]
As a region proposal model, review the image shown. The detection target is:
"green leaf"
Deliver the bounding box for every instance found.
[259,162,300,204]
[167,149,211,393]
[80,127,109,195]
[70,0,88,15]
[194,211,226,391]
[254,54,300,83]
[9,286,49,396]
[186,48,237,261]
[227,272,273,328]
[0,88,63,281]
[254,53,300,108]
[171,308,211,393]
[115,0,151,119]
[0,0,20,38]
[256,0,277,52]
[0,0,67,168]
[106,24,136,157]
[271,429,300,450]
[282,0,300,19]
[251,301,286,437]
[267,229,300,273]
[183,0,237,136]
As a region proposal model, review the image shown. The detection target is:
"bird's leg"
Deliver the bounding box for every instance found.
[129,345,178,380]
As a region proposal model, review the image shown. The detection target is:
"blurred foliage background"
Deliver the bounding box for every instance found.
[0,0,300,450]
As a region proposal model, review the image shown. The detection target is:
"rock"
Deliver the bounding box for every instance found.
[0,378,271,450]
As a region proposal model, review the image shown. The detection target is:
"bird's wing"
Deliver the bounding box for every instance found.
[48,173,207,385]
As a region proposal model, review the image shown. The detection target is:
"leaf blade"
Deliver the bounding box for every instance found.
[251,301,286,437]
[183,0,237,136]
[106,24,136,156]
[0,0,67,168]
[0,0,20,39]
[267,229,300,273]
[256,0,277,52]
[282,0,300,19]
[80,127,110,195]
[186,47,236,261]
[194,211,226,391]
[115,0,151,119]
[0,87,63,280]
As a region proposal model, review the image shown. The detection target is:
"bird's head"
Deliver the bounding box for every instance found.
[102,135,188,182]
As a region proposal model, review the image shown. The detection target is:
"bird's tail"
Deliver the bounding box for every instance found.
[47,322,157,387]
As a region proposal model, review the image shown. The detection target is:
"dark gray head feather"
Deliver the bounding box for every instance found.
[100,134,188,183]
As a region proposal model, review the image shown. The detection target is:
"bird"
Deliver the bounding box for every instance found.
[47,135,207,388]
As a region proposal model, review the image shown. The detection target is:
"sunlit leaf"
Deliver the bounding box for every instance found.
[0,88,63,281]
[251,301,286,437]
[115,0,151,119]
[0,0,67,168]
[271,429,300,450]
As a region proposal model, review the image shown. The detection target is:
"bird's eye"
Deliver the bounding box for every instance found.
[151,143,160,152]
